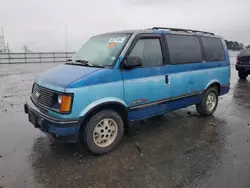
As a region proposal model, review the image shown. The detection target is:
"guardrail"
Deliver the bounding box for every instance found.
[0,51,239,64]
[0,52,75,64]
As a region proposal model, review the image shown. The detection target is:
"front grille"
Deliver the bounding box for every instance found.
[31,83,54,108]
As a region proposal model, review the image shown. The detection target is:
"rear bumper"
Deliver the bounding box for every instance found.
[235,64,250,73]
[24,99,80,143]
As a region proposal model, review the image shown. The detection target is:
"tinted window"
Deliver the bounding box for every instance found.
[166,35,202,64]
[201,37,225,61]
[129,38,163,67]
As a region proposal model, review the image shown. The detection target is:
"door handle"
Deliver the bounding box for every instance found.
[165,75,169,86]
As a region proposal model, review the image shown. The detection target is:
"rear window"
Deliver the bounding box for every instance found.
[201,37,225,61]
[165,35,202,64]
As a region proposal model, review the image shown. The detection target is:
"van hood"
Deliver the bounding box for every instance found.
[36,64,100,91]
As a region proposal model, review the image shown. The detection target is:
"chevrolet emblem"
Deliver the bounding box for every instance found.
[35,92,40,98]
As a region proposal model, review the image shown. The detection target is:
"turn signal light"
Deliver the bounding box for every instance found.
[60,95,72,113]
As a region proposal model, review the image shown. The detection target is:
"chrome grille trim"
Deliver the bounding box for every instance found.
[31,83,54,108]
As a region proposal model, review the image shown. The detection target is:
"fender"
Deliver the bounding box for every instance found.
[79,97,127,117]
[205,79,220,90]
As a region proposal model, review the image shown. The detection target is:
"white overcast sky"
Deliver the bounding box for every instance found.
[0,0,250,52]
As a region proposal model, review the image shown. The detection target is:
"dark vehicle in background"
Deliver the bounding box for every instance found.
[236,46,250,79]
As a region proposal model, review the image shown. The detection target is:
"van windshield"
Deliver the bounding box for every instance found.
[72,34,130,67]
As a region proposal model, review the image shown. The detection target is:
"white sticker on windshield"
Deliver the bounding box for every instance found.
[108,37,126,43]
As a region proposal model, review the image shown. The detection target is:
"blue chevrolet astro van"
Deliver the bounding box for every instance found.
[24,27,230,155]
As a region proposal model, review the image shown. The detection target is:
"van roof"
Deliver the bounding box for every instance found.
[103,27,217,37]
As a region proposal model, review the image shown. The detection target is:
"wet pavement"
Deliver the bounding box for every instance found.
[0,60,250,188]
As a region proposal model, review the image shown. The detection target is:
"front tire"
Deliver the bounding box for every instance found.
[238,71,248,79]
[196,87,218,116]
[83,110,124,155]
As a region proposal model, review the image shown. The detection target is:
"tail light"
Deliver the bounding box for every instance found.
[236,56,240,64]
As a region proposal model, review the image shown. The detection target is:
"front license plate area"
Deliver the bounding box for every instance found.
[29,113,40,128]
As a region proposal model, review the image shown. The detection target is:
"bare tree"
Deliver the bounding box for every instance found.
[22,45,32,53]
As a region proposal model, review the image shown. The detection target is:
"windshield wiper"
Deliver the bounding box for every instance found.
[66,59,106,68]
[91,64,106,68]
[75,60,107,68]
[74,59,93,67]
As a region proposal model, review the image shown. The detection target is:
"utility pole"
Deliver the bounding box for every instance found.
[6,42,10,52]
[65,24,68,52]
[0,27,7,52]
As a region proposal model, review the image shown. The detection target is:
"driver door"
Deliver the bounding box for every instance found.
[121,34,170,120]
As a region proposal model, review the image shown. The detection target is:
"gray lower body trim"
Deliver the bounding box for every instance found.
[129,91,203,110]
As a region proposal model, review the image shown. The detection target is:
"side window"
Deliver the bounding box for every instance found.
[129,38,163,67]
[166,35,202,64]
[201,37,225,61]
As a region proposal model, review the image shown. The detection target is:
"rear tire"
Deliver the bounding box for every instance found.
[238,71,248,79]
[196,87,218,116]
[82,110,124,155]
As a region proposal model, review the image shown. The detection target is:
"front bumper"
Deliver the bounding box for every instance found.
[235,64,250,73]
[24,99,80,143]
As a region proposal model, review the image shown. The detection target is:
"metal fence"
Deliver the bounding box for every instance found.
[0,52,75,64]
[0,51,239,64]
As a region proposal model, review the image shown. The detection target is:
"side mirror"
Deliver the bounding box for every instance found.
[123,56,142,69]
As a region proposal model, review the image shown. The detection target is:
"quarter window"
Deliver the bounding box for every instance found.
[165,35,202,64]
[129,38,163,67]
[201,37,225,61]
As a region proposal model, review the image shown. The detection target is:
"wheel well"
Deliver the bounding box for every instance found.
[208,82,220,94]
[79,102,128,132]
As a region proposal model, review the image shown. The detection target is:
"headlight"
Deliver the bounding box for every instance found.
[58,95,62,104]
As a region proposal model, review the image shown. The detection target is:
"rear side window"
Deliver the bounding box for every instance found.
[201,37,225,61]
[166,35,202,64]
